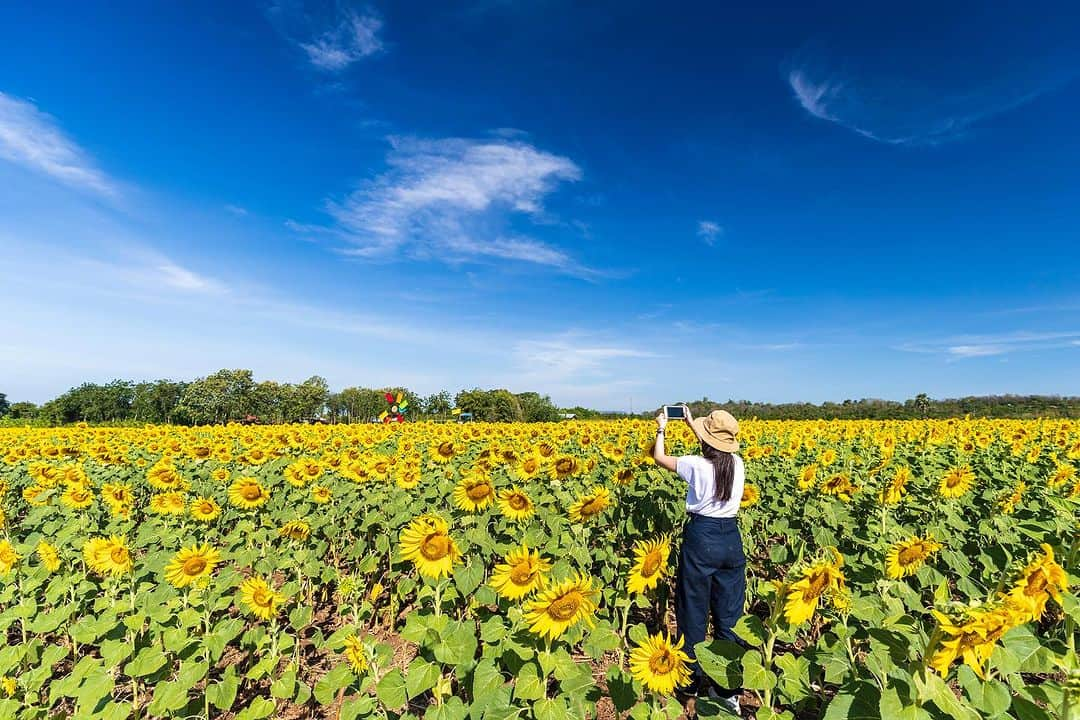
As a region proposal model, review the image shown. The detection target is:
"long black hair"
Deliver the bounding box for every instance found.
[702,443,735,502]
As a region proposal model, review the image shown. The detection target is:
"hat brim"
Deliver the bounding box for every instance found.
[692,417,740,453]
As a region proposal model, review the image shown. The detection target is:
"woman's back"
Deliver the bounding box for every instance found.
[677,453,744,518]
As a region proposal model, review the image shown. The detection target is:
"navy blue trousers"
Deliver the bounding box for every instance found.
[675,514,746,690]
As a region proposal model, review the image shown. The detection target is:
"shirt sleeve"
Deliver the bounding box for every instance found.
[675,456,694,484]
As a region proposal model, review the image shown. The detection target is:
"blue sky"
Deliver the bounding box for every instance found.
[2,1,1079,410]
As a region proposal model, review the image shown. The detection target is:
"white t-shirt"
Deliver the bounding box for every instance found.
[676,454,745,518]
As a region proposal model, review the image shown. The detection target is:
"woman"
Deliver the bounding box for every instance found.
[652,405,745,711]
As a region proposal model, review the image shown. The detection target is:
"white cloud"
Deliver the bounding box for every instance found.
[0,91,117,197]
[306,136,593,275]
[224,204,248,216]
[788,65,1062,146]
[697,220,723,244]
[899,330,1080,358]
[300,10,383,71]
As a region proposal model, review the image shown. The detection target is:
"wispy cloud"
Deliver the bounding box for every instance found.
[787,62,1067,146]
[0,91,117,197]
[224,204,248,216]
[898,331,1080,358]
[298,135,597,276]
[697,220,723,244]
[299,8,383,71]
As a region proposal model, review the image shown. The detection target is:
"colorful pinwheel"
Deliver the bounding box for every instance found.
[379,392,409,423]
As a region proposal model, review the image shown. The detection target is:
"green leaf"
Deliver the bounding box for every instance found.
[406,658,440,699]
[821,681,881,720]
[236,697,277,720]
[533,697,570,720]
[340,695,377,720]
[740,650,777,692]
[314,663,356,705]
[148,681,190,715]
[513,662,544,702]
[271,668,297,699]
[207,666,239,712]
[123,646,167,678]
[694,640,744,692]
[376,668,407,709]
[732,614,767,647]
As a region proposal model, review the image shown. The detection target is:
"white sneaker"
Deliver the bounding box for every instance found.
[720,695,740,716]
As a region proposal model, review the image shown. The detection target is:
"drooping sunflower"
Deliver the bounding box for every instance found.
[627,535,671,594]
[879,466,911,505]
[567,486,612,522]
[819,473,857,502]
[489,544,551,600]
[311,485,332,504]
[228,477,270,509]
[399,515,462,579]
[797,464,818,492]
[885,536,942,579]
[279,520,311,541]
[1048,463,1076,489]
[148,491,187,516]
[238,576,286,620]
[36,541,61,572]
[998,482,1026,514]
[497,486,535,521]
[740,484,760,507]
[1006,543,1069,622]
[523,573,599,640]
[628,632,692,695]
[343,635,369,673]
[0,540,19,575]
[784,549,847,625]
[928,603,1021,679]
[939,466,975,499]
[612,467,634,486]
[164,543,221,588]
[190,496,222,522]
[83,536,133,577]
[453,473,496,512]
[549,456,580,481]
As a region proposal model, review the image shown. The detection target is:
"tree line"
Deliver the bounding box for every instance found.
[0,369,565,426]
[657,393,1080,421]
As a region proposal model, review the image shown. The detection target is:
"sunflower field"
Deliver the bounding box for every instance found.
[0,418,1077,720]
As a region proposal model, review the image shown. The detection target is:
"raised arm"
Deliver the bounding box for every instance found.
[651,413,678,472]
[682,404,703,443]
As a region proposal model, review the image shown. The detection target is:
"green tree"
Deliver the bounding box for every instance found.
[7,402,38,420]
[178,369,256,424]
[516,391,559,422]
[0,392,9,417]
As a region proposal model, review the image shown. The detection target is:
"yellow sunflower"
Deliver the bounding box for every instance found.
[343,635,368,673]
[627,535,671,594]
[279,520,310,541]
[513,454,544,481]
[523,573,599,639]
[148,491,187,516]
[819,473,857,502]
[60,484,94,510]
[928,603,1021,679]
[36,541,61,572]
[629,632,692,695]
[164,543,221,588]
[399,515,462,579]
[228,477,270,509]
[1006,543,1069,622]
[612,467,634,486]
[784,549,847,625]
[567,486,612,522]
[83,536,133,577]
[311,485,332,504]
[190,496,222,522]
[797,464,818,491]
[0,540,19,575]
[147,460,186,491]
[453,473,496,512]
[879,466,911,505]
[285,459,323,488]
[939,466,975,499]
[496,486,535,521]
[489,545,550,600]
[885,536,942,579]
[549,455,580,481]
[740,484,760,507]
[211,467,230,483]
[431,441,459,464]
[238,576,286,620]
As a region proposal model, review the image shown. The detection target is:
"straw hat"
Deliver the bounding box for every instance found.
[692,410,740,453]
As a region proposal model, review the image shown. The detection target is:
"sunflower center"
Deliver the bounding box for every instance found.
[421,534,450,561]
[509,562,535,586]
[805,569,830,599]
[438,443,455,457]
[649,649,675,674]
[466,482,492,500]
[616,469,632,482]
[183,557,208,575]
[110,547,129,565]
[897,545,926,566]
[556,459,574,474]
[252,588,273,607]
[241,485,262,500]
[641,551,662,578]
[547,591,582,621]
[507,493,528,510]
[579,497,604,516]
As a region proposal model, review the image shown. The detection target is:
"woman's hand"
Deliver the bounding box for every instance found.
[655,413,667,430]
[682,404,694,424]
